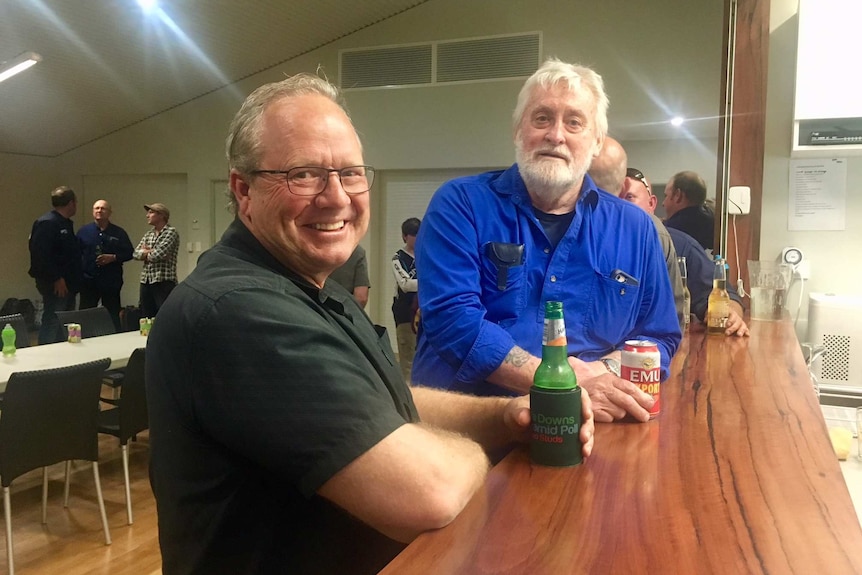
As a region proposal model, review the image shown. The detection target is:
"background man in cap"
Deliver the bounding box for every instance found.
[133,202,179,317]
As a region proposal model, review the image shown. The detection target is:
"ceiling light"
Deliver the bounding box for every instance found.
[671,116,685,127]
[0,52,42,84]
[137,0,158,12]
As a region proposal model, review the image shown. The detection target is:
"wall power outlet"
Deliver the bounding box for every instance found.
[728,185,751,215]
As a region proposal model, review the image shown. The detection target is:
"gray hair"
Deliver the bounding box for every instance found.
[224,74,353,212]
[225,73,346,176]
[512,58,609,139]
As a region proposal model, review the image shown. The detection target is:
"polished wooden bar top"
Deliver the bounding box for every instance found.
[381,319,862,574]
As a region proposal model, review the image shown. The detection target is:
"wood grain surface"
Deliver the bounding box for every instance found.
[381,320,862,574]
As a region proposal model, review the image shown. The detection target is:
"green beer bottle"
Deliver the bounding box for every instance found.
[530,301,583,466]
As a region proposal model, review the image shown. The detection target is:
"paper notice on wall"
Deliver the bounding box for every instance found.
[788,158,846,231]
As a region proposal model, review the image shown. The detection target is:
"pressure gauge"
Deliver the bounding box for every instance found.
[781,247,803,266]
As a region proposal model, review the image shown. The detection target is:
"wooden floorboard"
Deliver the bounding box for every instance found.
[3,430,162,575]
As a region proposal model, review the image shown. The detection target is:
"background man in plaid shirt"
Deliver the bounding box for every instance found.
[134,202,179,317]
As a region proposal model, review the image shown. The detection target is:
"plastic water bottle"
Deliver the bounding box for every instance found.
[2,323,16,357]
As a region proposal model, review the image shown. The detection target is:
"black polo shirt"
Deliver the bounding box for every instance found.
[663,205,715,251]
[147,220,419,574]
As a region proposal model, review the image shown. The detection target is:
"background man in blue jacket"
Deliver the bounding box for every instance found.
[28,186,81,343]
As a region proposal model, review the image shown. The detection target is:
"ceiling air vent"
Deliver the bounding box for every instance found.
[437,33,540,83]
[340,32,541,90]
[341,45,432,89]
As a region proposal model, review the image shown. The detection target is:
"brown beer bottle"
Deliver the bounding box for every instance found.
[530,301,583,466]
[707,255,731,335]
[678,256,691,331]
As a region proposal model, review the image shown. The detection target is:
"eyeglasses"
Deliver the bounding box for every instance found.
[251,165,375,196]
[626,167,652,196]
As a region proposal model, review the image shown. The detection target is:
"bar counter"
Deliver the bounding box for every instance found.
[381,318,862,574]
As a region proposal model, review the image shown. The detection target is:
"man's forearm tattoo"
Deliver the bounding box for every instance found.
[503,346,531,368]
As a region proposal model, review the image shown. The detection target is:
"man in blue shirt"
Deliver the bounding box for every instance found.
[413,59,681,422]
[77,199,134,331]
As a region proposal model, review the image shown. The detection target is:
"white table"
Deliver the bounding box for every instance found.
[0,331,147,391]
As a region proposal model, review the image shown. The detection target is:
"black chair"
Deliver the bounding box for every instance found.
[0,313,30,349]
[97,348,148,525]
[56,307,125,401]
[0,358,113,575]
[56,307,116,339]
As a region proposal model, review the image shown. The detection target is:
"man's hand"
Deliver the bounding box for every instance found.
[568,356,607,381]
[53,277,69,297]
[578,372,653,423]
[724,306,750,337]
[96,253,115,266]
[503,390,595,459]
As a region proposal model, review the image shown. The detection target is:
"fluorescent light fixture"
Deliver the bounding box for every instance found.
[0,51,42,84]
[671,116,685,127]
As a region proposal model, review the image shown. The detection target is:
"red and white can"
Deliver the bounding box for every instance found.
[621,339,662,418]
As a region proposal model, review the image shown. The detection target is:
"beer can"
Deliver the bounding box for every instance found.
[621,339,662,418]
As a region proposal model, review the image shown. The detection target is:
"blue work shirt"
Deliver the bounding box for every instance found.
[77,221,134,290]
[413,165,681,396]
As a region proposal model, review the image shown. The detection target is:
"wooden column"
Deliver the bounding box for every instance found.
[715,0,770,296]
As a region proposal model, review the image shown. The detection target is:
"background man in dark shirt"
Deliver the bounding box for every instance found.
[328,244,370,308]
[621,169,749,336]
[77,199,134,331]
[662,170,715,251]
[28,186,81,343]
[146,73,595,575]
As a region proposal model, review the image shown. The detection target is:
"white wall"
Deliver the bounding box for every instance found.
[766,0,862,340]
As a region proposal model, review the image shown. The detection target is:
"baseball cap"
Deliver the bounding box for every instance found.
[144,203,170,219]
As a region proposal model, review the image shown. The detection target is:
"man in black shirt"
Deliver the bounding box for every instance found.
[28,186,81,343]
[146,74,595,575]
[662,170,715,251]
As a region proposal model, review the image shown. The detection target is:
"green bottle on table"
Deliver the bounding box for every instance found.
[2,323,16,357]
[530,301,583,467]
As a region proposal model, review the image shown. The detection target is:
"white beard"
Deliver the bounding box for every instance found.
[515,136,592,204]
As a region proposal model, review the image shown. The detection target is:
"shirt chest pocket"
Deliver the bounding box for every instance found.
[588,269,642,337]
[480,242,526,323]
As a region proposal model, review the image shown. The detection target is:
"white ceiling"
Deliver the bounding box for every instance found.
[0,0,723,159]
[0,0,430,157]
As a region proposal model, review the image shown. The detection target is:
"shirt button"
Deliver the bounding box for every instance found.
[544,247,550,254]
[550,275,557,282]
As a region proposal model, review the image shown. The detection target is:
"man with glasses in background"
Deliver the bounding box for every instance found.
[146,73,595,575]
[621,167,749,336]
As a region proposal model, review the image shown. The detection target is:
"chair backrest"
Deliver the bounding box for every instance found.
[0,357,111,487]
[117,348,149,442]
[0,313,30,349]
[56,307,117,339]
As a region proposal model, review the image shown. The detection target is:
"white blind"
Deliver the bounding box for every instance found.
[375,169,482,350]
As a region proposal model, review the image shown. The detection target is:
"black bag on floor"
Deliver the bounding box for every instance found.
[1,298,36,329]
